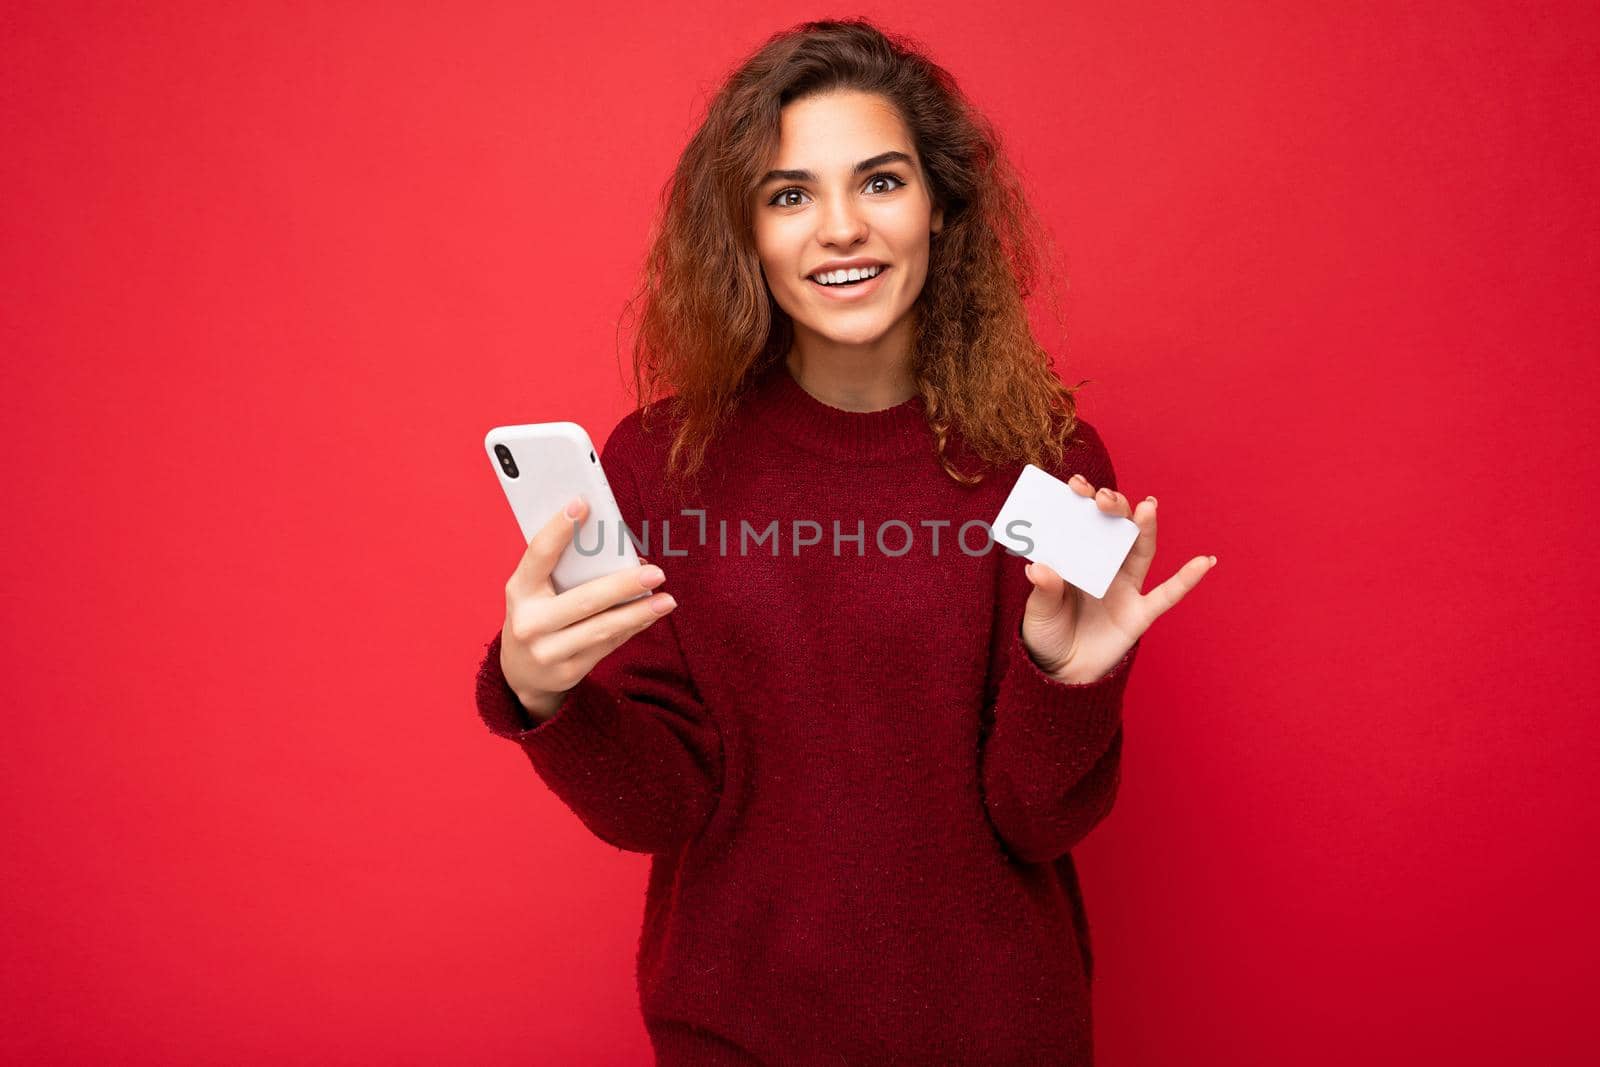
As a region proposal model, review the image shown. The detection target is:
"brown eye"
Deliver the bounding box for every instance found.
[767,172,907,208]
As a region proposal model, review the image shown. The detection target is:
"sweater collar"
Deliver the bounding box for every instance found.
[741,358,933,463]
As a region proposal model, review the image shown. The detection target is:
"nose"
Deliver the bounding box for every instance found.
[815,190,869,248]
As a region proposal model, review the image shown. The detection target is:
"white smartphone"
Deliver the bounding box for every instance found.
[484,421,646,598]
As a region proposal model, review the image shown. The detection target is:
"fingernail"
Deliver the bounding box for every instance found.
[639,565,665,587]
[1025,564,1035,580]
[564,495,584,518]
[1070,474,1086,486]
[650,593,676,613]
[1209,555,1218,566]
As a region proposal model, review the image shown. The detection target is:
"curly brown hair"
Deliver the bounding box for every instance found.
[614,17,1091,492]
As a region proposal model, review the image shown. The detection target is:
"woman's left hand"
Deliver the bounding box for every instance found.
[1020,474,1217,684]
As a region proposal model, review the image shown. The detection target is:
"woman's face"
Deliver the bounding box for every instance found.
[751,90,944,351]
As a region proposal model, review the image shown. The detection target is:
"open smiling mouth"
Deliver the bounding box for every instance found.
[807,266,889,298]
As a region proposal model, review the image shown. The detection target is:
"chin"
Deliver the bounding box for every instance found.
[789,304,899,340]
[803,321,892,346]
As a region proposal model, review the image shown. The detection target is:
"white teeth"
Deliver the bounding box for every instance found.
[810,265,883,285]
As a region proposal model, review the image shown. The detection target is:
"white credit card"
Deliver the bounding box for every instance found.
[990,463,1140,599]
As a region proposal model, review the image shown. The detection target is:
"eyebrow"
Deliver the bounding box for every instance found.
[757,150,915,189]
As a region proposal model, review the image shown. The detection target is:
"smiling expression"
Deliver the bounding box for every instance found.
[751,90,944,349]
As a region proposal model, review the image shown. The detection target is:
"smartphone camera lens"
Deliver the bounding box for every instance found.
[494,443,520,479]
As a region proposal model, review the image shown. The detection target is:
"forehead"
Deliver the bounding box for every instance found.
[769,90,914,166]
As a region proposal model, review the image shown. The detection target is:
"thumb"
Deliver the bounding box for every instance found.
[1022,562,1071,626]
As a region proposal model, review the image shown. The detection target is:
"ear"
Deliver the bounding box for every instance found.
[931,203,945,237]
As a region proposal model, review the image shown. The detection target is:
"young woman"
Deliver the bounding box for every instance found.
[477,18,1215,1065]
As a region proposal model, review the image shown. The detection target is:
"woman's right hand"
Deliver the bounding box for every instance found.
[500,495,677,721]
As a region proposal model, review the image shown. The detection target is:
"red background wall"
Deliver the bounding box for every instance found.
[4,2,1596,1063]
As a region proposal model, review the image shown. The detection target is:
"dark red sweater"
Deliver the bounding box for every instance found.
[475,359,1139,1064]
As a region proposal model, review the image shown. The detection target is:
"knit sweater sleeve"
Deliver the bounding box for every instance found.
[472,413,722,856]
[978,424,1140,865]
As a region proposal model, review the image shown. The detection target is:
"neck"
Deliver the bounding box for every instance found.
[785,317,917,412]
